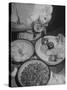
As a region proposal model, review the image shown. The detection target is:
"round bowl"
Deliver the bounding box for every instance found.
[35,35,65,65]
[17,59,50,86]
[11,39,34,63]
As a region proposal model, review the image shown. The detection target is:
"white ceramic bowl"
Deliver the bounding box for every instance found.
[11,40,34,62]
[35,35,65,65]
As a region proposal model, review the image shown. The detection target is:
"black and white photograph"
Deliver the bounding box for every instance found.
[9,2,65,87]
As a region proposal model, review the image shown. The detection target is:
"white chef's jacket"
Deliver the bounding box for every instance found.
[11,3,53,25]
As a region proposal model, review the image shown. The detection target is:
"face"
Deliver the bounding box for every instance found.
[40,14,52,24]
[29,5,53,26]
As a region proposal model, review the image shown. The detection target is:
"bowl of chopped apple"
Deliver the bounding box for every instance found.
[35,34,65,66]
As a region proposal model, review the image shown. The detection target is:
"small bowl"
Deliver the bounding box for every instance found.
[11,39,34,63]
[35,35,65,66]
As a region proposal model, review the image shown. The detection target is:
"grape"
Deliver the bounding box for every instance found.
[47,42,54,49]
